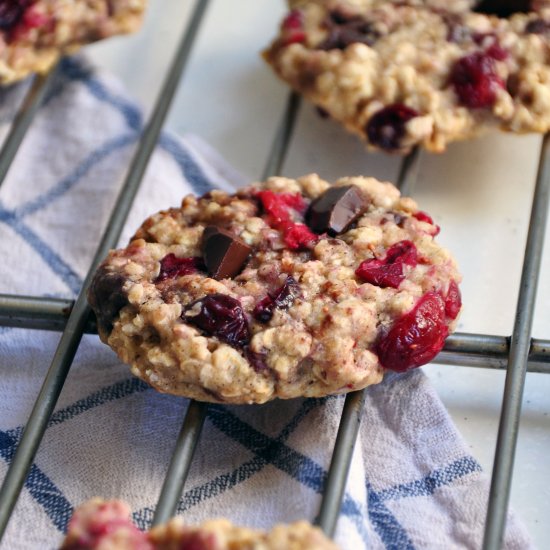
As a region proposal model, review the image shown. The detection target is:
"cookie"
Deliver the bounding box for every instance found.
[0,0,146,85]
[88,175,461,405]
[60,499,339,550]
[264,0,550,153]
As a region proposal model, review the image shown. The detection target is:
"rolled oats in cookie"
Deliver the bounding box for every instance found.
[264,0,550,153]
[88,174,462,405]
[0,0,146,85]
[61,498,339,550]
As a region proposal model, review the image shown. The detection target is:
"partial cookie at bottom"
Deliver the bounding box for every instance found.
[60,499,339,550]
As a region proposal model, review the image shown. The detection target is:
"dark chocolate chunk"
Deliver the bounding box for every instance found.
[202,226,251,280]
[87,268,128,335]
[245,347,270,373]
[473,0,531,18]
[0,1,29,32]
[318,12,380,50]
[525,18,549,34]
[307,185,369,235]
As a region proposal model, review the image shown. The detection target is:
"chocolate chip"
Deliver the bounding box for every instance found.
[307,185,369,235]
[525,19,549,34]
[317,11,380,50]
[87,268,128,335]
[202,226,251,280]
[245,347,270,373]
[474,0,531,17]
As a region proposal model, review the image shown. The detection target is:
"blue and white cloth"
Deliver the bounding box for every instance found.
[0,58,532,550]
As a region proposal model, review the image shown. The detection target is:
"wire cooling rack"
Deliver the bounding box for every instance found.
[0,1,549,548]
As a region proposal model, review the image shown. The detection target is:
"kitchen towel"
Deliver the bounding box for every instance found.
[0,57,532,550]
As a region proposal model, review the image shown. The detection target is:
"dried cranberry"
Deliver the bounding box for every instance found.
[282,222,318,250]
[0,0,29,30]
[155,254,203,283]
[183,294,250,347]
[356,240,418,289]
[366,104,419,151]
[282,9,303,30]
[376,292,448,372]
[444,280,462,320]
[281,9,306,46]
[413,211,433,225]
[253,275,301,323]
[486,42,509,61]
[257,190,307,225]
[257,190,317,250]
[525,19,549,34]
[180,532,217,550]
[449,52,504,108]
[413,211,440,236]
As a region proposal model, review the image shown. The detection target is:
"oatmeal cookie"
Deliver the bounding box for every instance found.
[0,0,146,85]
[88,174,461,405]
[264,0,550,152]
[60,499,339,550]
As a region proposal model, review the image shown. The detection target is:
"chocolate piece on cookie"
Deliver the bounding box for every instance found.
[202,226,252,279]
[307,185,369,235]
[264,0,550,152]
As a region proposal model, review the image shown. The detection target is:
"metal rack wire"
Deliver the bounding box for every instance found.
[0,1,548,548]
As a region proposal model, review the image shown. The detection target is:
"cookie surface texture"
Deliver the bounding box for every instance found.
[88,174,461,404]
[264,0,550,152]
[60,498,339,550]
[0,0,146,85]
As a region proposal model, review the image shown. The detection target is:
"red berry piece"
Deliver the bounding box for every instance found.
[281,9,306,46]
[413,211,433,224]
[486,43,509,61]
[376,292,448,372]
[257,190,307,225]
[257,190,317,250]
[282,9,303,30]
[366,104,419,151]
[444,280,462,320]
[450,52,504,108]
[180,532,217,550]
[254,275,301,323]
[0,0,29,31]
[282,222,318,250]
[184,294,250,347]
[155,254,203,283]
[356,240,418,289]
[413,211,440,236]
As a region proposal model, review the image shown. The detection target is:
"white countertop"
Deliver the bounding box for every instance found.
[86,1,550,546]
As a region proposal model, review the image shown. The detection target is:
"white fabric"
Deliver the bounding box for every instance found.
[0,58,533,550]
